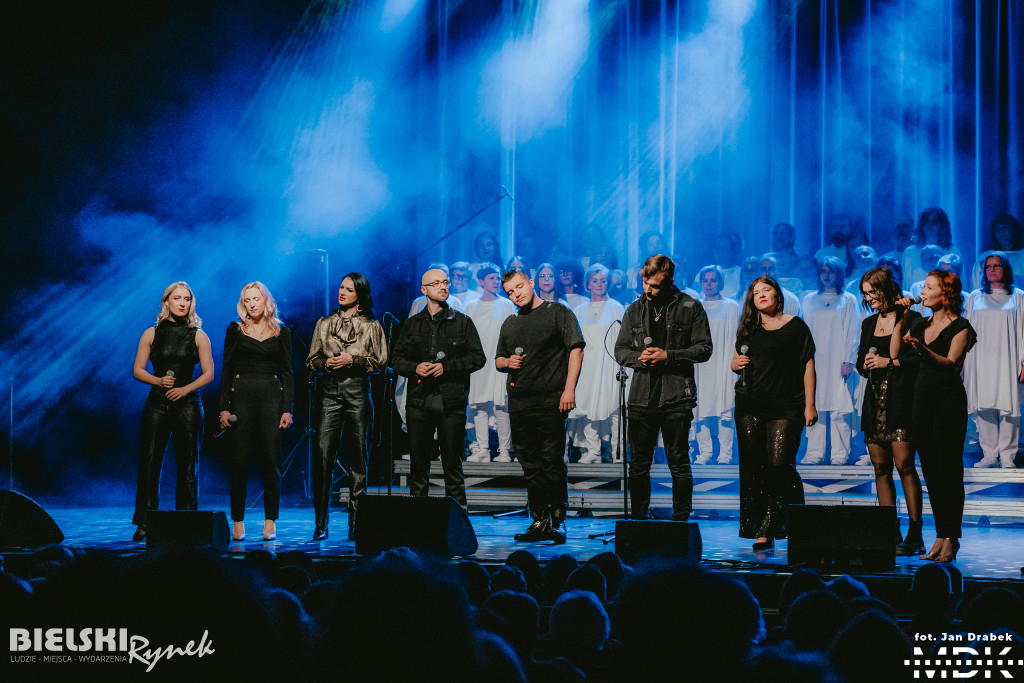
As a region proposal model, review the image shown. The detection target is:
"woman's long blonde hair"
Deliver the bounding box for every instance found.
[156,281,202,328]
[237,281,283,334]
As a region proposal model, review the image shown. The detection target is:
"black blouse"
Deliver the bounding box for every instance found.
[150,319,199,389]
[220,322,294,412]
[734,317,816,419]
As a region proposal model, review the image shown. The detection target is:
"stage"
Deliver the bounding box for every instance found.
[8,497,1024,622]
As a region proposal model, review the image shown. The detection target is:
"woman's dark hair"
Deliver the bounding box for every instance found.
[737,276,785,340]
[980,250,1014,294]
[637,231,663,259]
[554,254,583,296]
[875,256,904,289]
[474,231,504,267]
[928,269,963,316]
[533,262,556,298]
[816,256,845,293]
[917,207,952,250]
[343,272,374,318]
[990,213,1023,251]
[859,267,902,310]
[504,255,529,275]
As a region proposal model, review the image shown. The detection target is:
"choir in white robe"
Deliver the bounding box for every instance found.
[465,296,515,462]
[802,291,860,464]
[694,297,740,464]
[569,299,626,463]
[964,287,1024,468]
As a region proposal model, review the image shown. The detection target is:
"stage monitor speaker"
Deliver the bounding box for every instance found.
[355,495,478,557]
[787,504,896,571]
[146,511,230,553]
[614,521,702,565]
[0,490,64,550]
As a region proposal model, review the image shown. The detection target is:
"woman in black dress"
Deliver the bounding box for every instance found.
[900,271,976,563]
[731,277,817,551]
[220,282,294,542]
[857,267,924,555]
[131,281,215,541]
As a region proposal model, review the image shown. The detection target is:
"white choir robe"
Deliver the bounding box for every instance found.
[569,299,627,462]
[694,297,739,464]
[802,291,861,464]
[964,288,1024,466]
[395,295,464,424]
[465,296,515,460]
[783,288,802,317]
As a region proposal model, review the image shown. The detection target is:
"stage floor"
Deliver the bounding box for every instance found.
[21,498,1024,581]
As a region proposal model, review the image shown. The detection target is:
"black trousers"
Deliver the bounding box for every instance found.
[627,406,694,520]
[407,393,467,506]
[736,410,805,539]
[314,377,371,529]
[133,392,202,528]
[509,407,568,516]
[228,372,284,522]
[916,416,967,539]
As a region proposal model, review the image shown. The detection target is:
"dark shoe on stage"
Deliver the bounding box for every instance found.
[132,526,146,542]
[894,517,904,546]
[313,526,328,542]
[896,519,925,556]
[935,539,960,564]
[752,538,774,551]
[514,516,551,542]
[546,508,567,544]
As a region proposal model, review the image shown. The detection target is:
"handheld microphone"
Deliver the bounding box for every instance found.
[739,344,749,387]
[331,345,342,357]
[643,336,652,347]
[880,296,922,314]
[510,346,524,387]
[418,351,446,383]
[165,370,175,377]
[214,414,237,439]
[867,346,877,355]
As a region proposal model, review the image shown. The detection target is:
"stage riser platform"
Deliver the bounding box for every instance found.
[384,462,1024,521]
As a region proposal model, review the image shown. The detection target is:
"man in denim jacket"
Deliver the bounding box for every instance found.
[615,254,713,521]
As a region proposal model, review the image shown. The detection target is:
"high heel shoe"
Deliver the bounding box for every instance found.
[935,539,959,563]
[263,519,277,541]
[752,537,774,551]
[919,538,944,561]
[232,521,246,542]
[313,526,328,541]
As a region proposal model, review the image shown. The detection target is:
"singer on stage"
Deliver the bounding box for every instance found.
[306,273,387,541]
[392,268,485,507]
[614,254,712,521]
[857,267,924,556]
[131,281,214,542]
[219,282,294,542]
[496,268,585,544]
[731,277,817,551]
[901,271,977,563]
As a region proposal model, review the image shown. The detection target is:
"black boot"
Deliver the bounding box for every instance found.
[514,511,550,542]
[546,507,567,544]
[894,517,904,546]
[896,519,925,556]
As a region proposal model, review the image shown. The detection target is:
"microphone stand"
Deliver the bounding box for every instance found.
[381,312,400,495]
[590,318,629,541]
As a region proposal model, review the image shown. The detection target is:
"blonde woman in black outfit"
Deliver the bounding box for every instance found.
[857,267,924,555]
[220,282,293,542]
[731,277,817,551]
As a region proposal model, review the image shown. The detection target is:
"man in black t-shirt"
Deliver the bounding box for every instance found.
[495,268,585,543]
[615,254,713,521]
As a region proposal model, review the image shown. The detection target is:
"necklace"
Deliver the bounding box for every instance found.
[653,305,666,322]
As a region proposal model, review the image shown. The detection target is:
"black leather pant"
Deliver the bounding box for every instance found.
[509,407,568,517]
[407,393,467,506]
[627,406,694,520]
[314,377,371,530]
[736,410,805,539]
[228,372,284,522]
[133,392,202,528]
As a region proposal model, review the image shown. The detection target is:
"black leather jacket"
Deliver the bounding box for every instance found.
[392,302,486,410]
[614,286,713,409]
